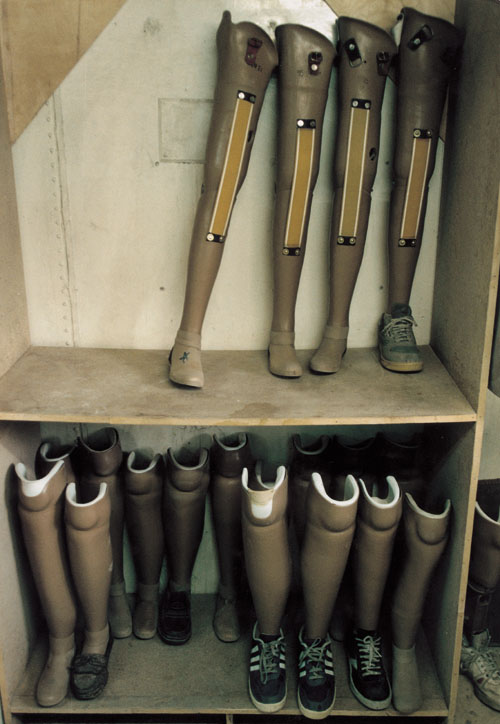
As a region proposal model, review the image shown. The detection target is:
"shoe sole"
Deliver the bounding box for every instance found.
[380,355,423,373]
[348,666,391,710]
[248,678,287,713]
[157,627,191,646]
[474,684,500,712]
[297,688,336,719]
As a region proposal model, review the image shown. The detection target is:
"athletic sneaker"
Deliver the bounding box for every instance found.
[460,631,500,711]
[378,303,423,373]
[297,627,335,719]
[248,622,287,713]
[347,628,391,710]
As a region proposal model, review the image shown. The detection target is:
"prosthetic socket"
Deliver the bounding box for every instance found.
[269,25,335,378]
[169,11,278,388]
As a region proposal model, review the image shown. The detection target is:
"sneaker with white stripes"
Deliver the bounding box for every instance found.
[298,627,336,719]
[347,628,391,709]
[248,622,287,713]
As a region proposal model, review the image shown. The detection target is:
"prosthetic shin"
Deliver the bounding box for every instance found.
[210,433,252,641]
[124,451,165,639]
[391,493,451,713]
[268,24,335,377]
[78,428,130,638]
[169,11,278,388]
[241,462,292,635]
[16,460,77,707]
[310,18,397,374]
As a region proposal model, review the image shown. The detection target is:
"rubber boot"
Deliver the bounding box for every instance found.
[391,493,451,713]
[268,24,335,377]
[310,18,397,374]
[124,451,165,639]
[169,11,278,388]
[16,460,77,707]
[159,446,210,644]
[64,482,113,700]
[77,427,131,639]
[210,432,252,642]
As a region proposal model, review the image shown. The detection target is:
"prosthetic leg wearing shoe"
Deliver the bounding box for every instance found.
[310,18,396,375]
[159,446,210,644]
[379,8,463,373]
[169,11,277,388]
[268,24,335,378]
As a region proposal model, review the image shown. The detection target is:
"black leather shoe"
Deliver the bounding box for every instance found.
[70,637,113,700]
[157,590,191,645]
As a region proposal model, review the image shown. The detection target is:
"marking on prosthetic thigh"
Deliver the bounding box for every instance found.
[337,99,370,246]
[399,129,432,247]
[283,119,316,256]
[206,90,255,244]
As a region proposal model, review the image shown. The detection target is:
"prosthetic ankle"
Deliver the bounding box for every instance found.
[310,18,396,374]
[169,11,277,387]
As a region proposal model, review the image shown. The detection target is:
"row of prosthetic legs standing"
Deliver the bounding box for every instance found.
[168,8,463,388]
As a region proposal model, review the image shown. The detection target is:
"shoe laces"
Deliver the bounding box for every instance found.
[466,647,500,682]
[299,637,330,682]
[355,633,384,677]
[258,636,284,684]
[382,315,417,344]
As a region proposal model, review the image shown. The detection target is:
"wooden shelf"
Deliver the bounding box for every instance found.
[0,345,475,426]
[11,595,448,720]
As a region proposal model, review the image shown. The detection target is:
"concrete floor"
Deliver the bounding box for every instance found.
[455,647,500,724]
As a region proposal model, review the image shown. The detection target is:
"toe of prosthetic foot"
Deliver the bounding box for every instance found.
[268,331,303,378]
[168,330,204,388]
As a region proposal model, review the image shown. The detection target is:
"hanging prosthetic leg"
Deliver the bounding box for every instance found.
[16,459,77,707]
[378,7,463,372]
[298,473,359,719]
[159,446,210,644]
[169,11,278,388]
[461,499,500,712]
[391,493,450,713]
[210,432,252,642]
[310,18,397,374]
[65,482,113,700]
[124,451,165,639]
[242,462,291,713]
[268,24,335,377]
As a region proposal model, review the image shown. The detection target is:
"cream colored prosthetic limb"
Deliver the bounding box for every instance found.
[78,427,131,638]
[310,19,396,374]
[124,451,165,639]
[169,11,278,388]
[268,24,335,377]
[210,433,252,641]
[391,493,450,713]
[16,460,77,707]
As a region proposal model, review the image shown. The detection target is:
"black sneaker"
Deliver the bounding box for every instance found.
[248,623,287,713]
[298,627,335,719]
[157,589,191,645]
[347,628,391,709]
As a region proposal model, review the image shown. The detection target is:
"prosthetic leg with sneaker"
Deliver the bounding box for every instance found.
[124,451,165,639]
[310,18,396,374]
[378,7,463,372]
[460,499,500,712]
[159,446,210,644]
[169,11,277,387]
[268,24,335,377]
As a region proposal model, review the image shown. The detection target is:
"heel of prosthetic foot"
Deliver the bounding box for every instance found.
[169,330,203,388]
[269,331,303,378]
[310,325,349,374]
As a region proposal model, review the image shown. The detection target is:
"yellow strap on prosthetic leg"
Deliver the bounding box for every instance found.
[282,119,316,256]
[398,129,432,247]
[206,90,255,243]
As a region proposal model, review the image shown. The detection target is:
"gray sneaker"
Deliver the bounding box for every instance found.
[460,631,500,712]
[378,303,423,372]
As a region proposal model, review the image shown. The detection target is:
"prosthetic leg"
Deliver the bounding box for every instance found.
[169,11,278,388]
[16,459,77,707]
[391,493,450,713]
[242,462,291,713]
[210,432,252,642]
[78,428,131,638]
[310,18,397,374]
[268,24,335,377]
[124,451,165,639]
[347,475,402,709]
[378,7,463,372]
[65,482,113,700]
[159,446,210,644]
[35,440,76,482]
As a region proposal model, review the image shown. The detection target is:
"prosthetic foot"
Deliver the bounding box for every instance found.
[124,451,165,639]
[169,11,277,387]
[16,459,77,707]
[268,24,335,377]
[310,18,397,374]
[379,7,463,373]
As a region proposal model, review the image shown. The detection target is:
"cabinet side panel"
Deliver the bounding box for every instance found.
[432,0,500,411]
